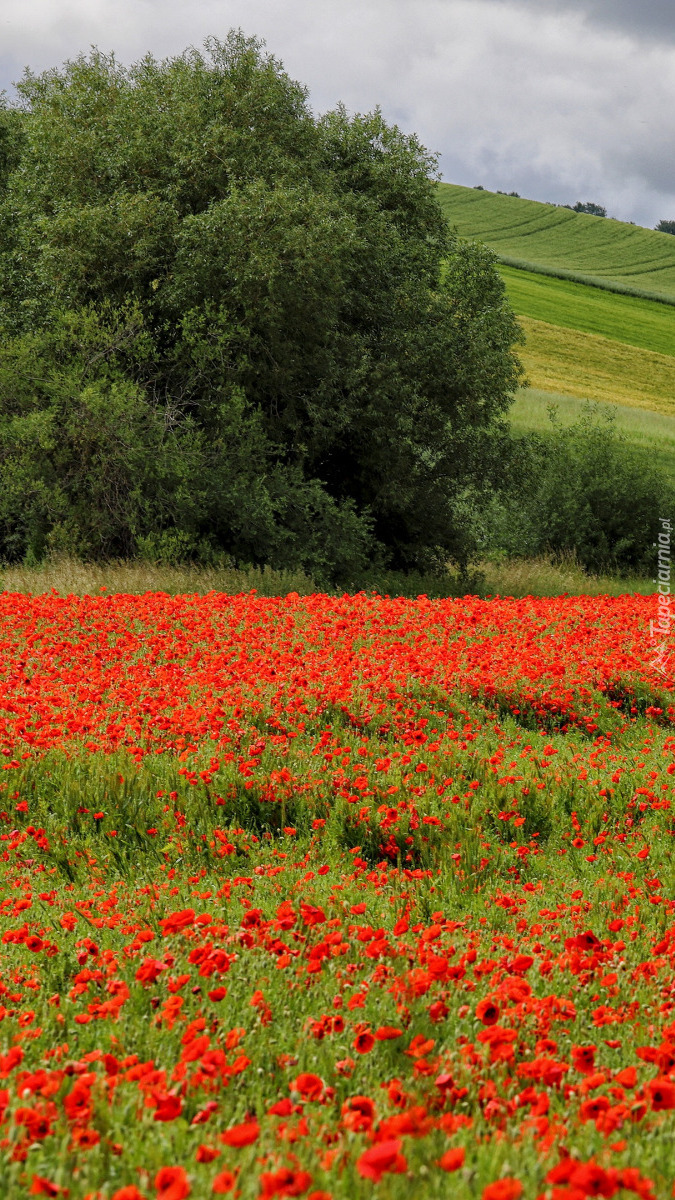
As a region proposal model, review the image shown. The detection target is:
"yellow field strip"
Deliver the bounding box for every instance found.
[517,317,675,415]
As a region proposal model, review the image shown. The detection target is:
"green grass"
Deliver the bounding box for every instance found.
[499,264,675,356]
[510,387,675,486]
[437,182,675,301]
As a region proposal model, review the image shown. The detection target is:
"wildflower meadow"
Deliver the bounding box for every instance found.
[1,589,674,1200]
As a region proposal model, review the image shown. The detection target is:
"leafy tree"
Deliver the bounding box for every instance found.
[656,220,675,235]
[573,201,607,217]
[0,33,524,580]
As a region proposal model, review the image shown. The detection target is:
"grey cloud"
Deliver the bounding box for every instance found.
[0,0,673,228]
[487,0,675,42]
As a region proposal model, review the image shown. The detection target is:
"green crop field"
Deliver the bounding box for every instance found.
[437,181,675,301]
[435,184,675,415]
[500,265,675,356]
[514,317,675,413]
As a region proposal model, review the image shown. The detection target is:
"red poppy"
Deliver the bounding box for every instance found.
[195,1145,220,1164]
[112,1189,146,1200]
[482,1181,522,1200]
[341,1095,376,1132]
[439,1148,465,1171]
[353,1031,375,1055]
[572,1045,596,1075]
[30,1180,67,1198]
[647,1078,675,1110]
[357,1140,407,1182]
[220,1120,260,1147]
[292,1073,324,1100]
[211,1172,238,1195]
[568,1162,615,1196]
[476,999,500,1026]
[155,1167,191,1200]
[154,1095,183,1122]
[259,1168,313,1197]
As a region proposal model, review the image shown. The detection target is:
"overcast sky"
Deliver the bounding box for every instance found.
[2,0,673,228]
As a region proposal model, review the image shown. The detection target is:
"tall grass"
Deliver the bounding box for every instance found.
[0,557,317,597]
[0,553,652,599]
[479,551,652,598]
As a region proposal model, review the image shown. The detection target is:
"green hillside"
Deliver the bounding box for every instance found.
[437,182,675,301]
[500,265,675,356]
[498,266,675,413]
[514,316,675,413]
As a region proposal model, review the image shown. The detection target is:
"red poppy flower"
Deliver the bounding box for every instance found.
[220,1119,260,1147]
[292,1073,324,1100]
[353,1031,375,1055]
[259,1168,313,1197]
[155,1167,191,1200]
[482,1181,522,1200]
[112,1189,146,1200]
[357,1140,407,1182]
[341,1095,376,1132]
[211,1172,238,1195]
[476,999,500,1026]
[647,1078,675,1110]
[30,1179,67,1198]
[439,1148,465,1171]
[195,1145,220,1164]
[154,1095,183,1122]
[568,1162,615,1196]
[572,1045,596,1075]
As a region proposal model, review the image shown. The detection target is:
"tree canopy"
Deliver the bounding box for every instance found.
[0,33,524,581]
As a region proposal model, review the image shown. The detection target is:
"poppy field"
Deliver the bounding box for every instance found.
[2,589,675,1200]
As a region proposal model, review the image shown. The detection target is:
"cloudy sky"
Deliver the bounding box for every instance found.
[1,0,673,228]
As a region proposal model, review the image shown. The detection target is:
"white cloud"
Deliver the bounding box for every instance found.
[2,0,674,227]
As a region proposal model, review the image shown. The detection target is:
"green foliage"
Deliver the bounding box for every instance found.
[485,405,673,576]
[511,389,675,488]
[0,35,523,580]
[573,200,607,216]
[656,220,675,235]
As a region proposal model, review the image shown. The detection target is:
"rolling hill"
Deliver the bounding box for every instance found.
[436,182,675,301]
[435,183,675,461]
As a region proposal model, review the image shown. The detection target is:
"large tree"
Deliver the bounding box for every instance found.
[0,33,524,580]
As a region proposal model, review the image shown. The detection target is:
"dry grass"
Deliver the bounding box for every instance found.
[0,554,652,599]
[518,316,675,414]
[0,557,316,597]
[478,553,651,598]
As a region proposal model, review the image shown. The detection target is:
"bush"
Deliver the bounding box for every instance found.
[484,405,672,576]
